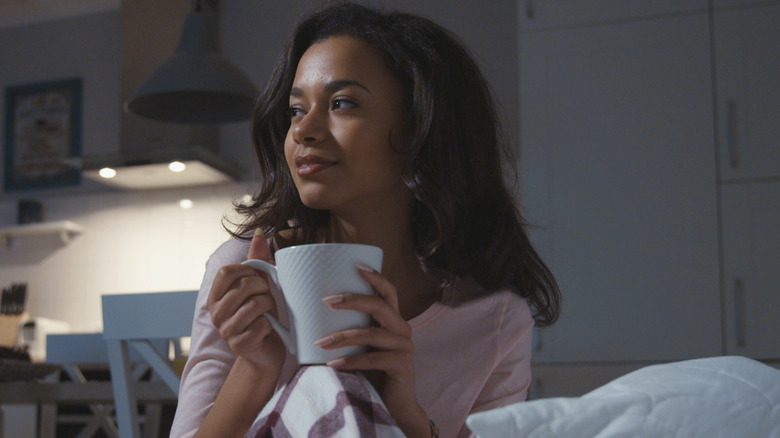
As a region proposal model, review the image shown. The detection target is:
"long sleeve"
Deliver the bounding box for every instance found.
[169,239,245,438]
[469,291,534,414]
[411,280,535,438]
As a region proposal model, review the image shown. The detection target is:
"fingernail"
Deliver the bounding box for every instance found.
[357,263,375,273]
[326,358,346,368]
[253,228,264,237]
[313,336,334,347]
[322,295,344,304]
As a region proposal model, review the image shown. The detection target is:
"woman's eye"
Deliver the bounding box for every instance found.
[289,106,303,118]
[331,98,356,110]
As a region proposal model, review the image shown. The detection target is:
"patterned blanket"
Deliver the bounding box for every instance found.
[246,366,405,437]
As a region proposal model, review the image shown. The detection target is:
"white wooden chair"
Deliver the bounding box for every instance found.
[42,333,170,438]
[42,333,118,438]
[101,291,197,438]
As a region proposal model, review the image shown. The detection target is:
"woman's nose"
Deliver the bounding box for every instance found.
[292,108,326,144]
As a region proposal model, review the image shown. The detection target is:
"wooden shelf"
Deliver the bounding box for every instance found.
[0,221,84,248]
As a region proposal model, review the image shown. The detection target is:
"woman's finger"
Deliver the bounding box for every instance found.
[207,264,261,306]
[209,273,268,324]
[358,265,399,312]
[248,228,272,262]
[222,312,275,353]
[315,325,412,352]
[244,228,277,302]
[326,350,414,375]
[324,293,410,335]
[217,292,276,336]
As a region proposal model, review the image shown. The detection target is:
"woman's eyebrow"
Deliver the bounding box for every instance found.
[289,79,370,97]
[325,79,370,94]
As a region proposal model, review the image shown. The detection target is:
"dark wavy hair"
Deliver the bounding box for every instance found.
[231,1,560,326]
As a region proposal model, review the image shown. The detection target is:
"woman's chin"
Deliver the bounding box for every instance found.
[298,192,337,211]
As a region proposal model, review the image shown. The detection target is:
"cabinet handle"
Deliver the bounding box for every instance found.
[525,0,536,19]
[726,100,739,168]
[734,277,746,348]
[531,377,544,400]
[533,327,543,352]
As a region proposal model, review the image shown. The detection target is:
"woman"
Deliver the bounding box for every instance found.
[171,3,560,437]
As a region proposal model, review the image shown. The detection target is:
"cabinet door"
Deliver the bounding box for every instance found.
[713,0,777,8]
[721,182,780,359]
[520,14,722,362]
[528,363,646,399]
[714,3,780,181]
[518,0,708,31]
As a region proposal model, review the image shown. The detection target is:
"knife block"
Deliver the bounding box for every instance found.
[0,313,27,347]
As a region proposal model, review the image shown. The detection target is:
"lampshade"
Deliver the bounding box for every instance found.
[125,3,258,124]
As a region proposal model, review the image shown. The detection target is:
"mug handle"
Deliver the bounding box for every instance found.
[240,259,296,355]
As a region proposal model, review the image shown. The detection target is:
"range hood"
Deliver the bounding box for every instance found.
[81,143,239,190]
[82,0,255,190]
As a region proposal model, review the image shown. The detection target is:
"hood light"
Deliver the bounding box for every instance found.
[99,167,117,179]
[82,146,239,190]
[168,161,187,172]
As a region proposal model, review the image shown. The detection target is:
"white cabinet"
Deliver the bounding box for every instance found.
[713,3,780,181]
[715,2,780,361]
[519,0,780,398]
[519,13,722,363]
[517,0,708,30]
[721,182,780,359]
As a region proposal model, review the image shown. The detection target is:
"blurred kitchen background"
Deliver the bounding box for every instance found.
[0,0,523,335]
[0,0,778,426]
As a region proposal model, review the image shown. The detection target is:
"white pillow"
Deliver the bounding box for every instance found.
[466,356,780,438]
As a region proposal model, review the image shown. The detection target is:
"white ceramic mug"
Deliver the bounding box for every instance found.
[242,243,383,364]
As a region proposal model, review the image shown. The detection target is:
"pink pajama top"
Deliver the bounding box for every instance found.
[170,237,534,438]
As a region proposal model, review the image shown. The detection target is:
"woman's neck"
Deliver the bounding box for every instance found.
[324,188,415,261]
[324,201,443,320]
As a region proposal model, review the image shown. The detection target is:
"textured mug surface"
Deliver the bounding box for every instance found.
[245,243,383,364]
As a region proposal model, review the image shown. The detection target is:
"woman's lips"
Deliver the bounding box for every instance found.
[295,155,337,176]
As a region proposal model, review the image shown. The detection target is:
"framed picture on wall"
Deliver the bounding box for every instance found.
[3,78,82,191]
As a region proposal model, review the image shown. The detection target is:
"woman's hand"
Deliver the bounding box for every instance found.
[206,229,286,373]
[317,265,431,437]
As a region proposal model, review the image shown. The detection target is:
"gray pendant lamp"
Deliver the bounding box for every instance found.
[125,1,258,124]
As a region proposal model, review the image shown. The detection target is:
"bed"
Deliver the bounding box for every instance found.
[238,356,779,437]
[466,356,780,437]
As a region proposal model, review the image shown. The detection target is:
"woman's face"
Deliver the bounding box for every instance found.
[285,35,409,214]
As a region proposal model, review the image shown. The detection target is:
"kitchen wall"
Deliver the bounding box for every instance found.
[0,1,519,333]
[0,182,251,331]
[0,8,120,162]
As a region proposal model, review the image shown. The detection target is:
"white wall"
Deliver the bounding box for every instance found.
[0,182,251,331]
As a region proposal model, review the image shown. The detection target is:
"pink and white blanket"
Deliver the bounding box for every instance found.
[245,366,406,437]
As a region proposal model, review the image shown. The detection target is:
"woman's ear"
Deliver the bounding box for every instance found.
[389,122,415,156]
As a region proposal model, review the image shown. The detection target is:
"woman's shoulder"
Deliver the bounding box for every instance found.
[448,278,533,322]
[450,277,527,303]
[206,233,255,266]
